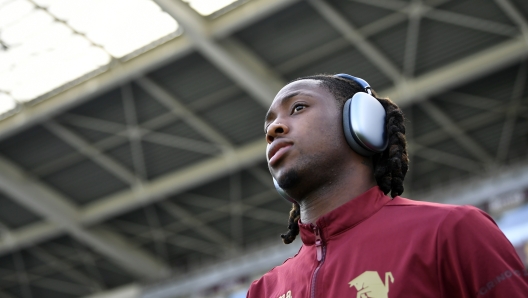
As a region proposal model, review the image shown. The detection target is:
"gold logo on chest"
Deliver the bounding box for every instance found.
[348,271,394,298]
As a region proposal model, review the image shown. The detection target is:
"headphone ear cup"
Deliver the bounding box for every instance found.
[342,93,388,156]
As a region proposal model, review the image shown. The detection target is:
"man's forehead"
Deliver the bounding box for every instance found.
[273,79,322,101]
[265,79,330,123]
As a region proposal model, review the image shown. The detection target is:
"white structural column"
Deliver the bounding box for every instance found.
[0,156,170,280]
[153,0,285,108]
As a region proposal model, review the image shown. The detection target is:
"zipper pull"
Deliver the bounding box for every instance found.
[313,225,323,261]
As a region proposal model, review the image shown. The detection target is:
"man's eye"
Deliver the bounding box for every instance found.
[293,104,306,113]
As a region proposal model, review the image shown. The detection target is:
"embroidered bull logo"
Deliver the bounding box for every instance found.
[349,271,394,298]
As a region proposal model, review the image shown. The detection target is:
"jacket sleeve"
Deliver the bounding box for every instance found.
[437,205,528,297]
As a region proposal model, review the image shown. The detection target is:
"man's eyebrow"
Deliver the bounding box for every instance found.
[264,91,303,125]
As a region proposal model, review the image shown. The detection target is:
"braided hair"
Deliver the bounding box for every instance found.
[280,74,409,244]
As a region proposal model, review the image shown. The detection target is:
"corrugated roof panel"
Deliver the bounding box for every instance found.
[131,82,171,125]
[369,20,407,74]
[41,159,129,205]
[284,46,393,91]
[57,121,118,144]
[151,205,188,227]
[412,104,442,138]
[182,175,231,201]
[104,142,136,174]
[410,155,471,192]
[507,118,528,162]
[0,235,134,297]
[0,193,41,229]
[431,98,487,123]
[234,1,342,67]
[437,0,517,26]
[0,125,77,171]
[147,52,237,105]
[240,169,271,198]
[178,228,219,245]
[155,120,217,144]
[198,95,267,145]
[170,194,226,215]
[327,0,399,29]
[455,64,520,102]
[93,258,137,289]
[415,19,509,75]
[68,88,127,124]
[470,119,509,158]
[206,217,232,240]
[258,196,289,214]
[432,138,480,161]
[142,141,209,180]
[242,216,284,246]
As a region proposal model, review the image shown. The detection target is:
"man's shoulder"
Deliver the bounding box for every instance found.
[247,247,304,295]
[384,196,491,225]
[387,196,482,212]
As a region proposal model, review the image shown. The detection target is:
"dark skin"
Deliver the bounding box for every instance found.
[265,79,377,224]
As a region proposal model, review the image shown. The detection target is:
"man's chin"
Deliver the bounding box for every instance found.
[276,169,301,190]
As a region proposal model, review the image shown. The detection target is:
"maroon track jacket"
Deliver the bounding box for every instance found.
[247,186,528,298]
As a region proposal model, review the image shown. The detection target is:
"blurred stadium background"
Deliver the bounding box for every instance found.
[0,0,527,297]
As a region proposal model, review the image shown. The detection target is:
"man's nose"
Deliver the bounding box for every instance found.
[266,122,289,143]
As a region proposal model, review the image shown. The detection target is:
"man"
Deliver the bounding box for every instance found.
[247,74,528,297]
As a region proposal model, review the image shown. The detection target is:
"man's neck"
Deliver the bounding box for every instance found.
[299,173,376,224]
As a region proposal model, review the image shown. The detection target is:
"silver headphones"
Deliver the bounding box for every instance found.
[272,74,388,203]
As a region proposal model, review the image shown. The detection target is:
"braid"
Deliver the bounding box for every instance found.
[278,74,409,243]
[372,97,409,197]
[281,203,300,244]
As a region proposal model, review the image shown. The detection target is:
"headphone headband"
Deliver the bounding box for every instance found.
[334,73,372,95]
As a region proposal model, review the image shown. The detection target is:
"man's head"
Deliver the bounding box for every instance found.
[265,78,363,198]
[265,74,409,244]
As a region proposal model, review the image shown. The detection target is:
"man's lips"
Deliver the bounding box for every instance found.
[267,141,293,166]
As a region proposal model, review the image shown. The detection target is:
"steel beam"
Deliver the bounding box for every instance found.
[159,201,233,250]
[0,222,62,256]
[81,139,267,225]
[309,0,402,82]
[419,101,494,163]
[135,76,233,149]
[0,156,169,280]
[383,37,528,107]
[43,121,139,186]
[153,0,285,108]
[494,0,528,38]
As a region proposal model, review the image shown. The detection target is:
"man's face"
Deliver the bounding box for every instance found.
[264,79,353,194]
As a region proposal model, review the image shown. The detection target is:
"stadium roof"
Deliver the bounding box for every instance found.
[0,0,527,297]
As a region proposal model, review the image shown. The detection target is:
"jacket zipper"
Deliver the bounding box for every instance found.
[310,225,326,298]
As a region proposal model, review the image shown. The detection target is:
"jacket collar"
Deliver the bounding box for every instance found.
[299,186,391,245]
